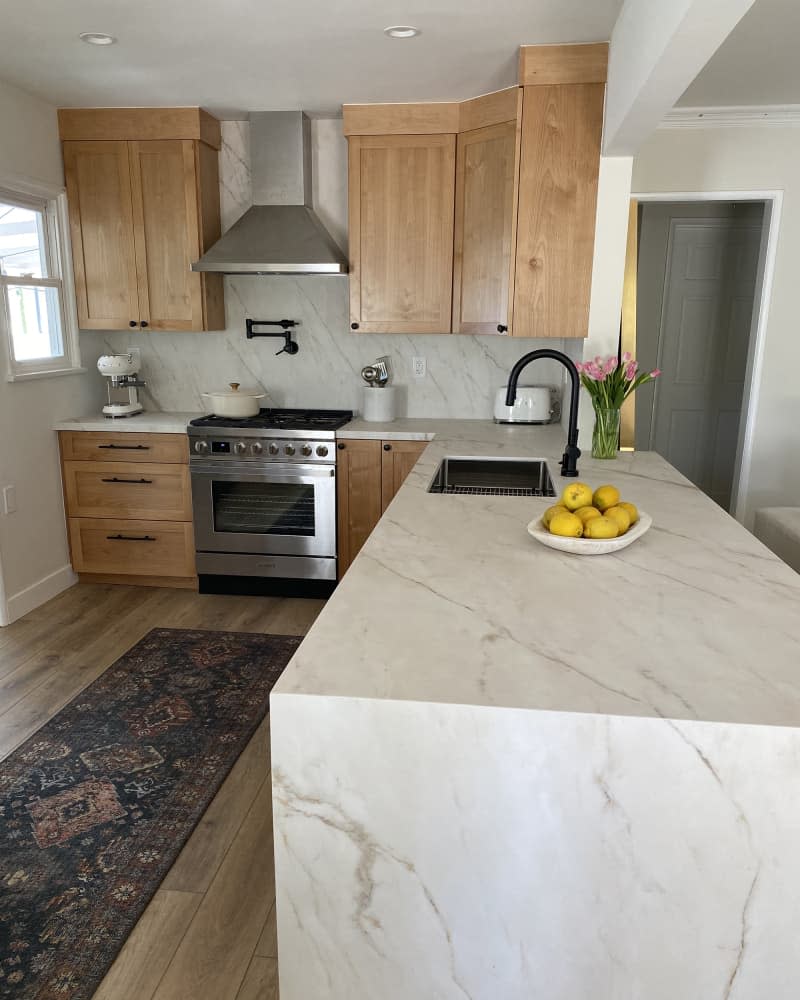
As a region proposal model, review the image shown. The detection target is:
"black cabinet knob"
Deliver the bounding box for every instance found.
[129,320,137,327]
[337,442,346,450]
[351,322,359,330]
[141,320,149,328]
[383,444,392,451]
[497,324,508,333]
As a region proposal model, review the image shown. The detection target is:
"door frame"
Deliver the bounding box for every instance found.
[629,189,782,523]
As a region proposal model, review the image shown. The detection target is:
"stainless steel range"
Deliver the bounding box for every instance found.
[187,408,352,595]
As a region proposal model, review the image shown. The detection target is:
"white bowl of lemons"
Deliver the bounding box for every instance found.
[527,483,652,555]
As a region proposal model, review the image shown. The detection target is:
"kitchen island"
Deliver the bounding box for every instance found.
[270,420,800,1000]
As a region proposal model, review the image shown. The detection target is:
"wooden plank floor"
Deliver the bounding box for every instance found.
[0,582,325,999]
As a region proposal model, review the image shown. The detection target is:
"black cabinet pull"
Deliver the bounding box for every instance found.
[383,444,392,451]
[97,443,150,450]
[100,477,153,484]
[141,320,149,328]
[337,442,346,450]
[129,320,137,328]
[350,322,359,330]
[497,324,508,333]
[106,534,156,542]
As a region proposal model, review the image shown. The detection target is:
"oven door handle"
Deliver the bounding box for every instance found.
[190,462,335,482]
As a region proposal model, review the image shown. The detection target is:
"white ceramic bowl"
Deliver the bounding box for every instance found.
[527,511,653,555]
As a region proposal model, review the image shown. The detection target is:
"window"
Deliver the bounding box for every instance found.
[0,179,81,379]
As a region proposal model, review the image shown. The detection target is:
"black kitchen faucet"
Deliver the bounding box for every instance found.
[505,349,581,477]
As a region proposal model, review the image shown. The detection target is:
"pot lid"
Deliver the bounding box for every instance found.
[203,383,266,398]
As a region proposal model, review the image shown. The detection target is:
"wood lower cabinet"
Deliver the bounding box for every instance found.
[59,431,196,588]
[337,438,428,576]
[60,108,224,332]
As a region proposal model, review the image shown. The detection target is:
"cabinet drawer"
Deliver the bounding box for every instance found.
[59,431,188,464]
[68,518,195,577]
[63,462,191,521]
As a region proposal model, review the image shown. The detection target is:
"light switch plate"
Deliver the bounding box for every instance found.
[2,485,17,514]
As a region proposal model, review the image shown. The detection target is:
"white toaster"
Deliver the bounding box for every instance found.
[493,385,560,424]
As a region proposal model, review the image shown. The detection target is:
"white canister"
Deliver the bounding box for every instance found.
[362,386,396,422]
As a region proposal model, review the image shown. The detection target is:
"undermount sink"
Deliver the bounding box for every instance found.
[428,457,556,497]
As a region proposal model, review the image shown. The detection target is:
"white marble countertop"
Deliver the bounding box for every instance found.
[54,411,201,433]
[274,419,800,728]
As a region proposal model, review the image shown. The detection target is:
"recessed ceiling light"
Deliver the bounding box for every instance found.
[79,32,117,46]
[384,25,421,39]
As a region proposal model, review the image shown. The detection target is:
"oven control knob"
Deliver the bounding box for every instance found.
[284,444,296,456]
[194,440,209,454]
[233,441,247,455]
[268,442,279,455]
[301,444,313,456]
[316,444,329,457]
[251,441,263,456]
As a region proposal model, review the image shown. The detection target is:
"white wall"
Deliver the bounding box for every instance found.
[0,77,104,624]
[632,125,800,526]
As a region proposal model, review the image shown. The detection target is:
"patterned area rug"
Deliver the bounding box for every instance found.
[0,627,301,999]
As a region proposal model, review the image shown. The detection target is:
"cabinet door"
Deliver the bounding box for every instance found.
[129,140,205,331]
[452,121,519,335]
[63,141,141,330]
[381,440,427,511]
[348,134,456,334]
[336,439,383,576]
[512,83,604,339]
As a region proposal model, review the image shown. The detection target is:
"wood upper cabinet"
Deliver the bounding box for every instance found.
[512,74,606,338]
[60,108,224,332]
[347,133,456,334]
[452,95,521,335]
[62,141,140,330]
[344,46,607,339]
[336,438,428,576]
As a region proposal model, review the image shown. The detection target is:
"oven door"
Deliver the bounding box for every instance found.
[191,461,336,558]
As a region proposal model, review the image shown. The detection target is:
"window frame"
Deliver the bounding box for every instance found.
[0,173,83,381]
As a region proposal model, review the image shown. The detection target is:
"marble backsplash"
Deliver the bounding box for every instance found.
[99,120,575,419]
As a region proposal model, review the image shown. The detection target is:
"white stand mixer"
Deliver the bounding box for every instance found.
[97,354,146,418]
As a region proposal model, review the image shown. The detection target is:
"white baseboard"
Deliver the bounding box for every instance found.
[4,564,78,625]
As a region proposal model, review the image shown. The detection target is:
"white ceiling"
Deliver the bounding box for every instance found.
[680,0,800,106]
[0,0,622,118]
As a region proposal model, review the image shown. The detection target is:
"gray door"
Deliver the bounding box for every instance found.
[635,202,763,510]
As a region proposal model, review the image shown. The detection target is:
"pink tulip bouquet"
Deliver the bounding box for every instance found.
[575,353,661,458]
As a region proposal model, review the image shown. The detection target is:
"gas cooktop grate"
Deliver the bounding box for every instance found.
[441,485,548,497]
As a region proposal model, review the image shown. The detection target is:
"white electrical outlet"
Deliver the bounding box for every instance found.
[2,485,17,515]
[128,348,142,370]
[412,356,426,379]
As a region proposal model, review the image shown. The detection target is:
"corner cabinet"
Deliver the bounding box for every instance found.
[343,43,607,338]
[347,134,456,334]
[59,108,225,332]
[336,438,427,576]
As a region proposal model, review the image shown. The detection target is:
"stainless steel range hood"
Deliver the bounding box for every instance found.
[192,111,348,275]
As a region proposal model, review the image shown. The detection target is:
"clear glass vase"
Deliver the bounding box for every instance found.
[592,405,620,459]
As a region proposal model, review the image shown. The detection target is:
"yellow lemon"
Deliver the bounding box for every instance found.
[561,482,593,511]
[549,512,584,538]
[592,484,621,512]
[618,501,639,525]
[542,504,569,528]
[584,516,619,539]
[604,506,631,535]
[575,505,602,525]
